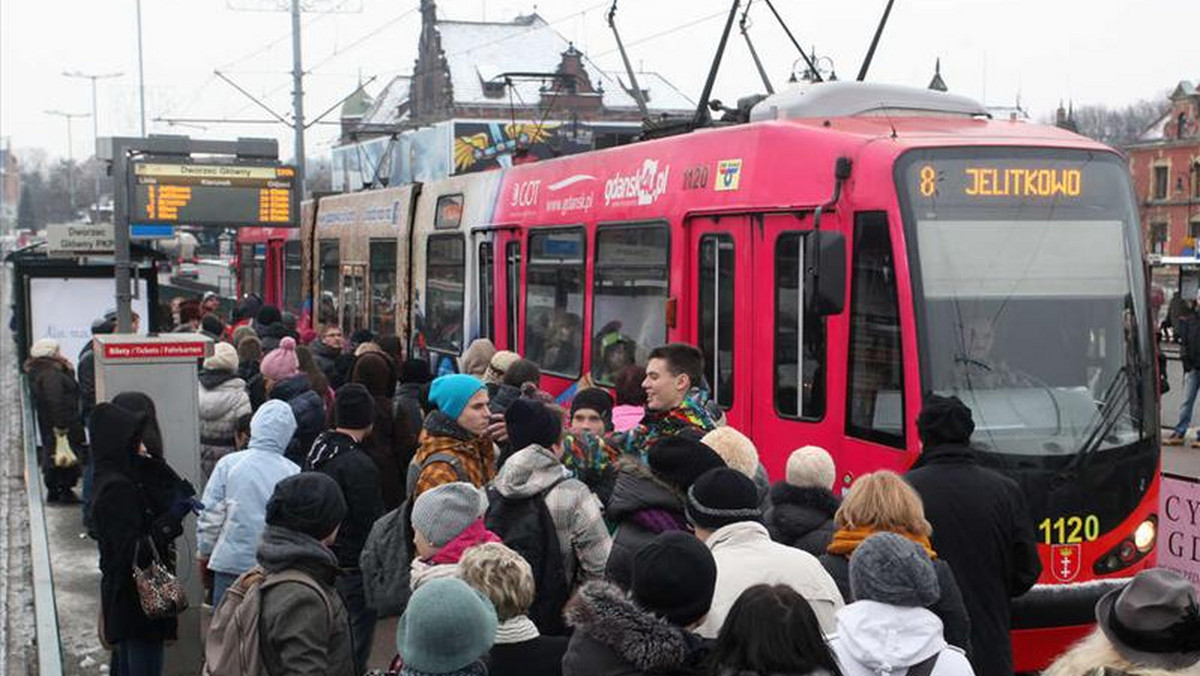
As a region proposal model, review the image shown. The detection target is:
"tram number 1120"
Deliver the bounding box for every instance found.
[1038,515,1100,544]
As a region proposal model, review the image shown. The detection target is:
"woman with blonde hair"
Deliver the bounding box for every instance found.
[459,542,566,676]
[819,470,972,654]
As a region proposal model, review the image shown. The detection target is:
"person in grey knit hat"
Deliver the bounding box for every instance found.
[409,482,500,589]
[850,531,940,607]
[830,533,974,676]
[397,576,498,675]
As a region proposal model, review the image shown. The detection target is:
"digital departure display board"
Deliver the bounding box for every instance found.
[131,162,296,226]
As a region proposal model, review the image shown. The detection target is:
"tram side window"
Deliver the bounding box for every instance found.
[319,240,340,329]
[478,242,495,341]
[775,233,826,420]
[506,242,521,349]
[426,234,465,354]
[369,239,397,336]
[341,265,366,335]
[699,234,735,407]
[592,224,668,384]
[525,229,585,377]
[284,240,302,317]
[240,243,264,298]
[846,212,905,448]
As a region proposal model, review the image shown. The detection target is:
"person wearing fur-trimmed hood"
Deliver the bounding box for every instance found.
[563,531,717,676]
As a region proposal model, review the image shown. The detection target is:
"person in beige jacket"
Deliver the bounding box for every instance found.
[687,467,843,637]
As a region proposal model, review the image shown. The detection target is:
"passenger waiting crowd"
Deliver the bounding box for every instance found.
[29,295,1195,676]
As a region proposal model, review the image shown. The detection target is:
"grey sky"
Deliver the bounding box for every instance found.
[2,0,1195,163]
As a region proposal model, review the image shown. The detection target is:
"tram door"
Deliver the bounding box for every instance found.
[688,215,754,434]
[262,238,287,308]
[340,264,367,335]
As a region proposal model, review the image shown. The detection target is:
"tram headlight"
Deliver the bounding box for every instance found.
[1133,518,1156,553]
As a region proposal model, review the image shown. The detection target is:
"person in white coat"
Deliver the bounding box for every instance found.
[830,532,975,676]
[688,467,843,638]
[198,342,252,484]
[197,400,300,606]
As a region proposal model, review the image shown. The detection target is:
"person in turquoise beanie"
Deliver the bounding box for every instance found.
[396,577,498,676]
[409,374,495,499]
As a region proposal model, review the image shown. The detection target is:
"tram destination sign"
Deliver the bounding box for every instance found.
[130,161,296,227]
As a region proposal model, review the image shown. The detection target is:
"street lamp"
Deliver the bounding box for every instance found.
[43,110,91,216]
[64,70,122,221]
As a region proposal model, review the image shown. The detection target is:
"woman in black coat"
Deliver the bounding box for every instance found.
[90,401,187,676]
[24,339,85,501]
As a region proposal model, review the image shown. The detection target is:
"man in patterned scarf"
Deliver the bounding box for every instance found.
[612,343,717,463]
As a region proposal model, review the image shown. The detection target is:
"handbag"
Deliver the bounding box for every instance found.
[52,428,78,468]
[132,537,188,619]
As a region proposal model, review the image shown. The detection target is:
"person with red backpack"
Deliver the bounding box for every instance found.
[204,472,354,676]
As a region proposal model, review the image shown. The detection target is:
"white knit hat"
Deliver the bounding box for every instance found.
[29,338,60,359]
[701,426,759,479]
[203,342,239,373]
[786,445,835,490]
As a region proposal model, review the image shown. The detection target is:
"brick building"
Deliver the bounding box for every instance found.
[1127,80,1200,256]
[331,0,693,191]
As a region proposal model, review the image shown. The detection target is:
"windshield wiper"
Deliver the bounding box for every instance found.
[1056,365,1130,483]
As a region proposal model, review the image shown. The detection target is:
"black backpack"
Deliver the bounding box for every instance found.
[360,452,468,617]
[485,479,571,636]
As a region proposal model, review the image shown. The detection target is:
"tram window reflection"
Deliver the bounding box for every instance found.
[426,234,466,354]
[526,228,585,377]
[592,224,668,385]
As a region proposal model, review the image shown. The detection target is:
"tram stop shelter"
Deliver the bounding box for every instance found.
[6,241,164,367]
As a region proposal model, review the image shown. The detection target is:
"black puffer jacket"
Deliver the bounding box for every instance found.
[763,483,839,557]
[308,431,385,569]
[603,460,688,589]
[270,374,326,465]
[819,549,973,656]
[25,355,86,449]
[906,443,1042,676]
[562,581,711,676]
[310,340,350,389]
[91,403,182,644]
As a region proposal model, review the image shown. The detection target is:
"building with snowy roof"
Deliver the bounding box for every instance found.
[332,0,693,192]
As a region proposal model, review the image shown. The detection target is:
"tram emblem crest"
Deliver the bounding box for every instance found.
[1050,544,1081,582]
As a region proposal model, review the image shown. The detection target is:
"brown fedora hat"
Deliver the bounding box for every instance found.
[1096,569,1200,670]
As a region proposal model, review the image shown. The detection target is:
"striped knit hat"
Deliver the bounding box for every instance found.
[686,467,762,530]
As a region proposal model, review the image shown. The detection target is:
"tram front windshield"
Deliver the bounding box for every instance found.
[898,149,1155,464]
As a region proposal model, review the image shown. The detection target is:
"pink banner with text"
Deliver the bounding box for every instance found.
[1159,473,1200,591]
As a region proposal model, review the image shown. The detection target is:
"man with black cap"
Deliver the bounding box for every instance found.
[256,472,355,676]
[563,531,717,676]
[906,394,1041,676]
[569,388,613,437]
[307,383,385,674]
[603,436,727,588]
[687,467,842,638]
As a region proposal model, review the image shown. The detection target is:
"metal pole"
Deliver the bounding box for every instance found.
[64,72,123,221]
[291,0,307,199]
[136,0,147,136]
[66,117,75,212]
[112,143,133,333]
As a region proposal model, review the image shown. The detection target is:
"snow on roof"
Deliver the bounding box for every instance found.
[436,14,693,113]
[359,75,412,128]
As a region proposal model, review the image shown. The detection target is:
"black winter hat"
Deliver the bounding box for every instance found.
[266,472,347,540]
[916,394,975,447]
[335,383,375,430]
[571,388,614,428]
[505,398,562,451]
[632,531,718,627]
[201,314,226,337]
[401,358,433,384]
[686,467,762,530]
[256,304,282,326]
[648,436,727,494]
[350,328,375,346]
